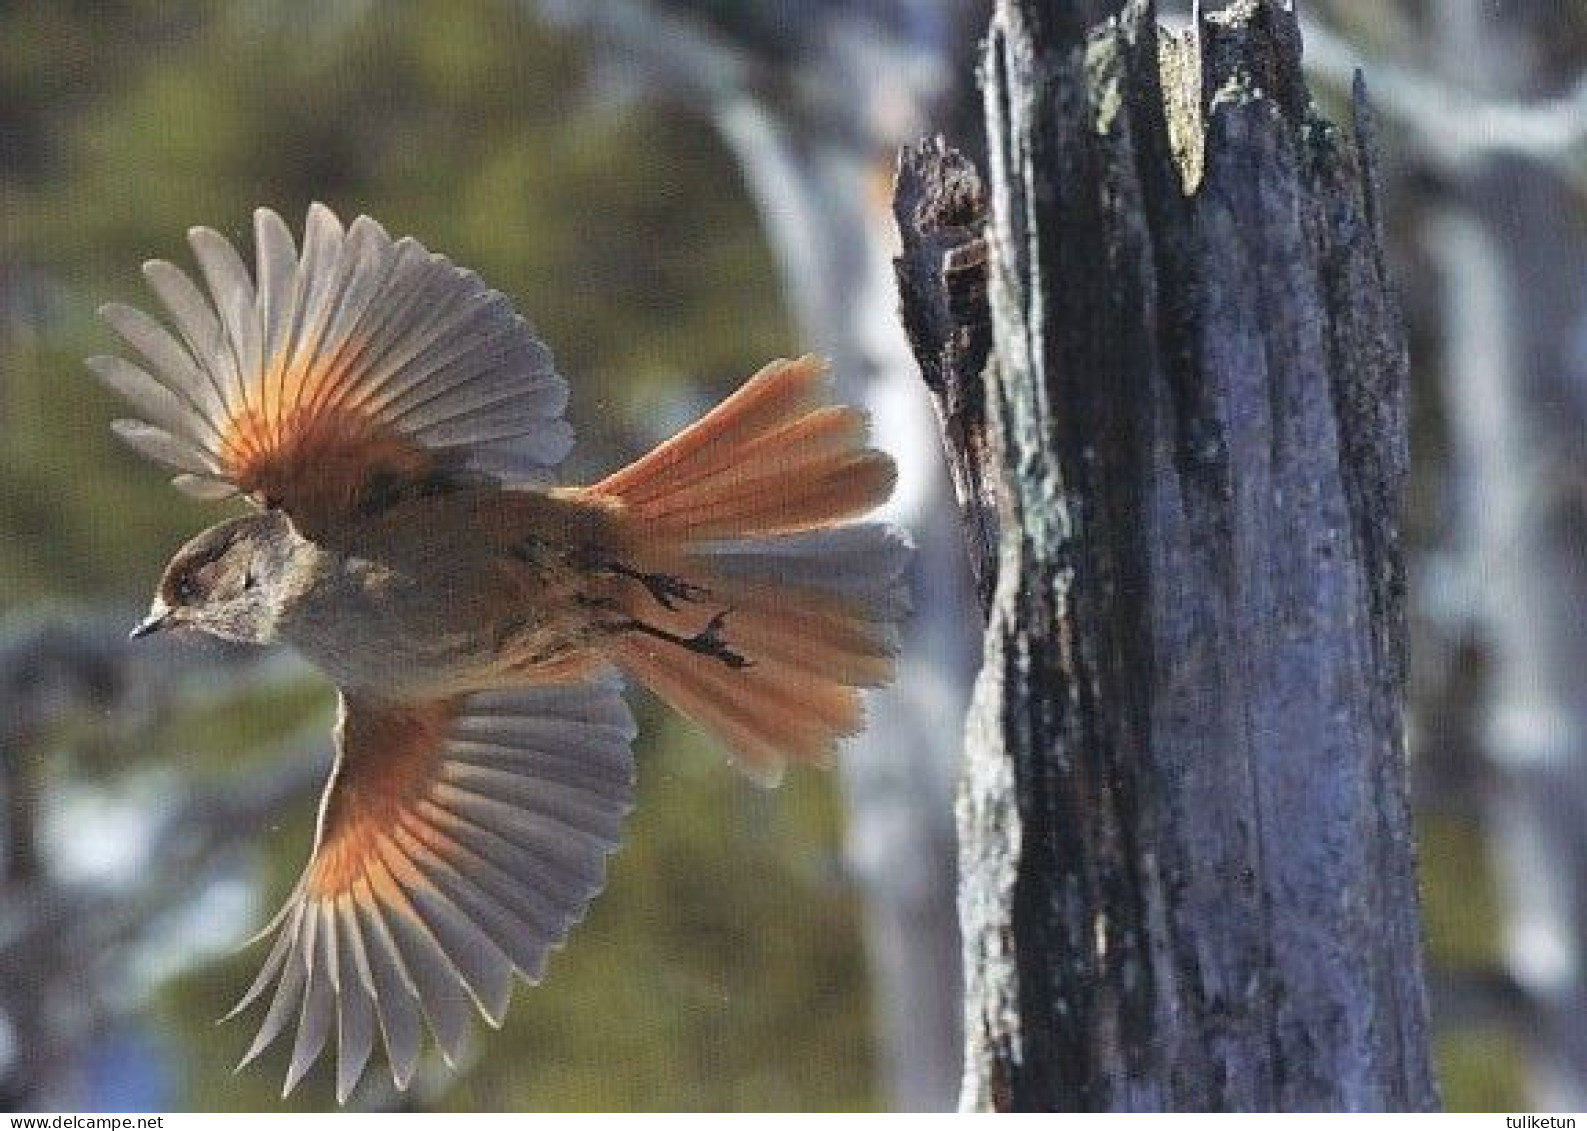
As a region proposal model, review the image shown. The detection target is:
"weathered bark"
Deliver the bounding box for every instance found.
[896,0,1438,1111]
[892,138,996,614]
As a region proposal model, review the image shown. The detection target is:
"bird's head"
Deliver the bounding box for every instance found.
[132,511,301,645]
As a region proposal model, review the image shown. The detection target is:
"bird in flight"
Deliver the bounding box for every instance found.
[91,203,909,1101]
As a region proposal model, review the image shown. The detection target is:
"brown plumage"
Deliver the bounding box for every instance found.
[93,203,910,1100]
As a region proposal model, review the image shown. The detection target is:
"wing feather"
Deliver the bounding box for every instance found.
[226,915,294,1023]
[382,834,515,1026]
[236,901,308,1068]
[141,260,231,406]
[394,812,565,978]
[254,207,299,430]
[284,908,336,1096]
[100,302,230,428]
[281,204,348,426]
[332,902,377,1103]
[86,356,215,447]
[93,203,572,535]
[109,419,217,475]
[228,675,635,1098]
[353,895,425,1089]
[187,225,261,413]
[374,885,474,1066]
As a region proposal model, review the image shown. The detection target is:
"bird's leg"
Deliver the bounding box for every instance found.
[515,541,707,610]
[628,609,752,669]
[577,554,711,612]
[577,595,752,670]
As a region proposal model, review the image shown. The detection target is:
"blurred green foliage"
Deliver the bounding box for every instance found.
[1438,1029,1528,1114]
[1416,815,1528,1110]
[1,0,877,1110]
[1418,815,1503,971]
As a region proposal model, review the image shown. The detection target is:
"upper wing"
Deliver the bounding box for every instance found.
[88,203,572,537]
[229,676,636,1101]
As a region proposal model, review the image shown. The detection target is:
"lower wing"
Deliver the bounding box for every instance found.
[228,674,636,1101]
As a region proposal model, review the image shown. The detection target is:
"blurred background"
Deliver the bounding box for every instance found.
[1,0,1585,1113]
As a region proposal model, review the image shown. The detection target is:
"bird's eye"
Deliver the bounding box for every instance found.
[175,577,198,603]
[242,570,257,592]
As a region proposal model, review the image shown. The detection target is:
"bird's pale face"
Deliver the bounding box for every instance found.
[134,513,295,645]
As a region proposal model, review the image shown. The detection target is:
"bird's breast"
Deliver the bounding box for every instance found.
[274,538,589,698]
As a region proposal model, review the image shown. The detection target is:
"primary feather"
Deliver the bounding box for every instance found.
[90,203,570,537]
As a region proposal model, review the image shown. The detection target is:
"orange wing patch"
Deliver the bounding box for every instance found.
[306,699,458,900]
[222,400,439,536]
[231,679,635,1101]
[91,203,573,535]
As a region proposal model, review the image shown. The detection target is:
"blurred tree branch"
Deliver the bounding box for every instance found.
[1301,15,1587,181]
[0,616,322,1110]
[530,0,990,1110]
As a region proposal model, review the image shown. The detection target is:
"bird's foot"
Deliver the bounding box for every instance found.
[621,608,752,669]
[599,560,711,611]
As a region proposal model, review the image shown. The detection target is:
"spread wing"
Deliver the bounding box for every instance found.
[229,676,636,1101]
[88,203,571,537]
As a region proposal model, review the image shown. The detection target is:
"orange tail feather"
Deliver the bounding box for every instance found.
[587,356,910,782]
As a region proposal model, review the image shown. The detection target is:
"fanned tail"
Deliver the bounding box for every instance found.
[587,356,910,783]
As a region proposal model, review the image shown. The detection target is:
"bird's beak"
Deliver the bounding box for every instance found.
[130,603,172,640]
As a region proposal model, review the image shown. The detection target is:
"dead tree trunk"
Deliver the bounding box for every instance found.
[896,0,1438,1111]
